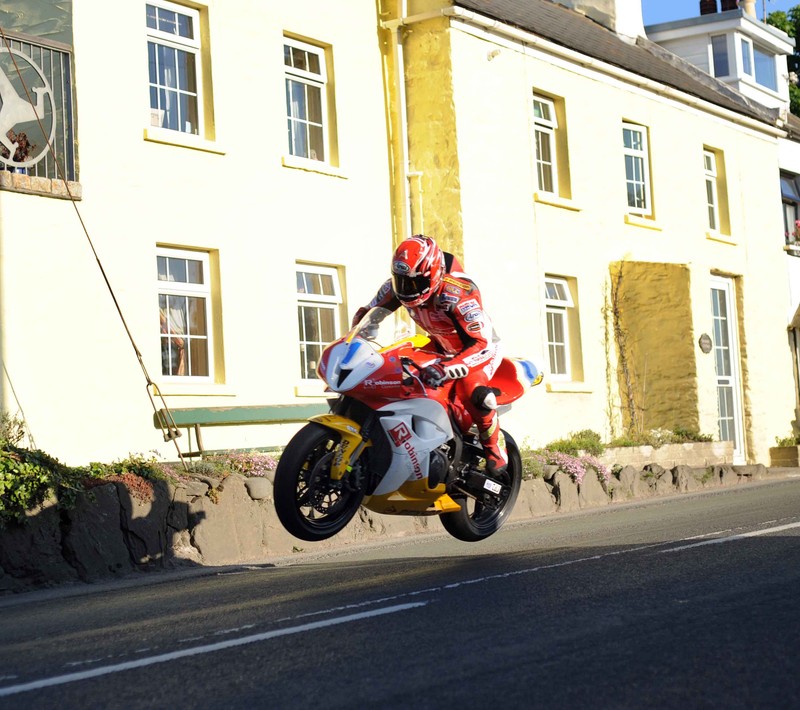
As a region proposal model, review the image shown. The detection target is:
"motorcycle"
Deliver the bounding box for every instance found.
[273,307,543,543]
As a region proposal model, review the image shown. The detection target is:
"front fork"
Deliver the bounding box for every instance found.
[309,413,371,482]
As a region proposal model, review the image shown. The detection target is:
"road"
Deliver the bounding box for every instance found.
[1,477,799,709]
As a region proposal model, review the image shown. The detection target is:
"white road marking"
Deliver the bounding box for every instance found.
[0,602,427,698]
[659,522,800,554]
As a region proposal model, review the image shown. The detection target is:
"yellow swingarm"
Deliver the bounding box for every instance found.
[309,413,371,480]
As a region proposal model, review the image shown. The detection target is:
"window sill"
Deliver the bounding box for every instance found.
[624,213,662,231]
[533,192,581,212]
[706,231,737,246]
[282,155,347,179]
[144,127,226,155]
[784,244,800,256]
[546,381,593,394]
[0,171,82,200]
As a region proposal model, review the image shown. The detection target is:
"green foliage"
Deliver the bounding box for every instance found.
[775,432,800,447]
[608,427,713,449]
[0,411,26,447]
[544,429,605,457]
[768,7,800,117]
[0,445,76,527]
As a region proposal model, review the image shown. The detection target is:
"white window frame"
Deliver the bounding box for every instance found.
[704,150,720,233]
[544,277,574,380]
[284,37,330,164]
[533,95,558,194]
[146,0,203,136]
[297,265,342,380]
[157,247,213,381]
[622,122,652,217]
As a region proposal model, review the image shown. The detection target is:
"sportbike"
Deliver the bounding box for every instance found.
[273,307,542,542]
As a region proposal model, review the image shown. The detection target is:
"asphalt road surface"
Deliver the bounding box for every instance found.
[1,477,799,709]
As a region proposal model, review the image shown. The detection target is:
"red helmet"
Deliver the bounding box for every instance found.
[390,235,445,307]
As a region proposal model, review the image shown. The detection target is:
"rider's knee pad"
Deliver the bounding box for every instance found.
[471,385,500,412]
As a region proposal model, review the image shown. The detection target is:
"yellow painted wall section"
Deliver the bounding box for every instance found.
[609,261,699,434]
[403,16,464,261]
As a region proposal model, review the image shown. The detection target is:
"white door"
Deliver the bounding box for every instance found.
[710,276,745,464]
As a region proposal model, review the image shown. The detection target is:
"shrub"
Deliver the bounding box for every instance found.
[544,429,605,457]
[775,433,800,447]
[608,427,713,449]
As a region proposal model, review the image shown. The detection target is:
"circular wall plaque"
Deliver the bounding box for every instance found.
[698,333,713,354]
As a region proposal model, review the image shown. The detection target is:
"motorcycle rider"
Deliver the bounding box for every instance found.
[352,234,508,479]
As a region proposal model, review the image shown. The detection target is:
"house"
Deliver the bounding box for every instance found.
[645,0,800,447]
[0,0,795,467]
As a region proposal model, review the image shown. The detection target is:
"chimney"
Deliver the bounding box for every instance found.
[700,0,718,14]
[740,0,757,16]
[720,0,738,10]
[553,1,645,38]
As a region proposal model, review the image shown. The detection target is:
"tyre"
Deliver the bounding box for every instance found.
[440,430,522,542]
[273,422,365,542]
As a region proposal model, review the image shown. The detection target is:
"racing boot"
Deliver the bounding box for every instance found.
[478,413,509,484]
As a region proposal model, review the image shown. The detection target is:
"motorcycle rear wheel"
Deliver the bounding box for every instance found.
[273,422,365,542]
[440,430,522,542]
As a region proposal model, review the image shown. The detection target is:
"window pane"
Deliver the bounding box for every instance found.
[303,306,320,342]
[168,257,187,283]
[305,344,322,379]
[188,297,207,336]
[712,35,729,77]
[177,13,194,40]
[178,50,196,92]
[148,42,157,83]
[180,93,198,134]
[307,85,322,124]
[146,4,158,29]
[754,46,777,90]
[289,80,306,120]
[309,124,325,161]
[319,273,334,296]
[157,8,177,34]
[291,46,307,71]
[158,45,177,88]
[741,38,752,76]
[157,256,168,281]
[319,308,336,342]
[189,339,209,376]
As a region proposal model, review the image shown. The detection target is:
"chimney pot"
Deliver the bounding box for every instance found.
[700,0,718,14]
[720,0,738,11]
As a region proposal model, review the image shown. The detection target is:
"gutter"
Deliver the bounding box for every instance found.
[381,5,786,138]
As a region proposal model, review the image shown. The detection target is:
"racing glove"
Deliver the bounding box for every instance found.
[421,363,448,387]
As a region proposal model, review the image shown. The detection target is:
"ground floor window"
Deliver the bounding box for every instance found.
[296,264,342,379]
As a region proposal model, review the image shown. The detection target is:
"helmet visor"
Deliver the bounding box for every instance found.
[392,272,431,304]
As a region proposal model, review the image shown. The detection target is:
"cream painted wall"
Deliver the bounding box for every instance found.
[446,21,794,462]
[0,0,394,463]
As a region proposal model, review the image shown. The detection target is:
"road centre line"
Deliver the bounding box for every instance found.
[658,522,800,554]
[0,602,427,698]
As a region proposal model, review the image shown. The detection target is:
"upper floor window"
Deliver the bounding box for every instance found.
[297,265,342,379]
[147,1,202,135]
[704,150,720,232]
[0,33,76,180]
[622,122,652,217]
[711,35,729,77]
[158,248,212,379]
[533,95,558,194]
[285,38,329,163]
[741,37,753,77]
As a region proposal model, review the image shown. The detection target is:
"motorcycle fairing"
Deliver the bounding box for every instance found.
[371,398,454,496]
[322,338,385,393]
[364,479,462,515]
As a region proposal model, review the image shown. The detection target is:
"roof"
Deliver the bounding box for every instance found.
[454,0,780,126]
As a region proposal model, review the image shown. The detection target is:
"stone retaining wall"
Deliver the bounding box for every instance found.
[0,461,773,594]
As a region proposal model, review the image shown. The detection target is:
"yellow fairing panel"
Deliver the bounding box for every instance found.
[364,480,462,515]
[309,413,368,480]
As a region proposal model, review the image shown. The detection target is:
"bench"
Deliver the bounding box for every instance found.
[153,403,330,457]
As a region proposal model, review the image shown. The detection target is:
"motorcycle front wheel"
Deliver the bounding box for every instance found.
[273,422,365,542]
[440,430,522,542]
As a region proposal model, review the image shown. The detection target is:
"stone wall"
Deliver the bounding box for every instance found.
[0,459,772,594]
[597,441,734,469]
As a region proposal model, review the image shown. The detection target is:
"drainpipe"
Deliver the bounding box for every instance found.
[382,5,785,136]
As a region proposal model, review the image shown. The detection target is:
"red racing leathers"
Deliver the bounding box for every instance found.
[354,254,508,472]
